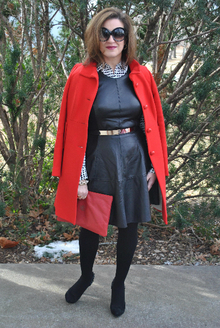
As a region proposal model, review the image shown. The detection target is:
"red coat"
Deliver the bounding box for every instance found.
[52,59,169,224]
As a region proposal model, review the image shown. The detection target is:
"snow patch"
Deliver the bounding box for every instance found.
[34,240,80,262]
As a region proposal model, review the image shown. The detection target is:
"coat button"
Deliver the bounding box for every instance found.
[150,151,155,155]
[135,83,138,87]
[147,128,152,133]
[144,105,148,110]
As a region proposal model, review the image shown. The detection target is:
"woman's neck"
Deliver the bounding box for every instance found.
[104,58,121,72]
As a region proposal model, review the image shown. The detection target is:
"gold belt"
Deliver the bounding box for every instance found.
[99,127,135,136]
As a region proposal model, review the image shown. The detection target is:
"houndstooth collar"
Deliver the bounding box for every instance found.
[97,62,128,78]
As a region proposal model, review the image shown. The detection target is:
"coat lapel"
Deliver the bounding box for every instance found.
[79,62,98,79]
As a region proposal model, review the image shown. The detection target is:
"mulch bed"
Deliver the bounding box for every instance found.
[1,217,219,265]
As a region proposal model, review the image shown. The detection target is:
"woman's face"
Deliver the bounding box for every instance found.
[99,19,125,65]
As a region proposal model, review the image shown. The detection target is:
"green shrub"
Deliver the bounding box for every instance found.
[168,199,220,239]
[0,201,6,217]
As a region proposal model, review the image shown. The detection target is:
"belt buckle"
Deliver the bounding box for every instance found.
[99,128,133,136]
[120,128,130,134]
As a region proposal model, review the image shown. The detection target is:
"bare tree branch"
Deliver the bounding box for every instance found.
[49,33,69,78]
[32,32,72,106]
[147,26,220,52]
[0,12,17,46]
[167,64,202,104]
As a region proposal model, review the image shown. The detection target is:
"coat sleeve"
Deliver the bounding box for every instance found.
[52,64,81,177]
[150,73,169,176]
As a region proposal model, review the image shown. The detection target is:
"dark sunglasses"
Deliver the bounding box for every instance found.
[100,27,126,42]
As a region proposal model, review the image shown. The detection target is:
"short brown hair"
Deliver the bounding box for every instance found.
[84,7,137,66]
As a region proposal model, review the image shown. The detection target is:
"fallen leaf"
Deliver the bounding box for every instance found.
[197,254,207,261]
[210,244,220,255]
[0,237,19,249]
[63,251,73,258]
[42,233,51,241]
[5,206,11,217]
[32,236,42,245]
[44,220,51,229]
[29,205,44,218]
[29,210,40,218]
[63,232,75,240]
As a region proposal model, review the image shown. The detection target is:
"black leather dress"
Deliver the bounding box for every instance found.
[86,71,151,228]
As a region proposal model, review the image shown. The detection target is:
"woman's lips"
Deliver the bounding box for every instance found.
[106,46,117,49]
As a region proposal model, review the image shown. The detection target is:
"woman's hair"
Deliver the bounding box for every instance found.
[84,7,137,66]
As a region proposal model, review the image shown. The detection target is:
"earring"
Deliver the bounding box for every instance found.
[124,44,127,50]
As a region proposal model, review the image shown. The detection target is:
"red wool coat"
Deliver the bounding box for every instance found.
[52,59,169,225]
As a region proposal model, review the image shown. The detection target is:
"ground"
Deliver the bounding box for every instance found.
[0,213,219,265]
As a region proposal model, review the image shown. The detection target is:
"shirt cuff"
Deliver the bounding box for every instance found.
[80,154,88,181]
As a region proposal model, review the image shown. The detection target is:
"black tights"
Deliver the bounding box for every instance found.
[65,223,138,304]
[80,223,138,281]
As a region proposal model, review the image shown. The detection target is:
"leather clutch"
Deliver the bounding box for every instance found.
[76,191,113,237]
[57,191,113,237]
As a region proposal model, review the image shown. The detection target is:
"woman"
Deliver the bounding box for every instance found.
[52,7,168,317]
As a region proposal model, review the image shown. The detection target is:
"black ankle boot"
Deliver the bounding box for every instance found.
[110,279,125,317]
[65,272,94,304]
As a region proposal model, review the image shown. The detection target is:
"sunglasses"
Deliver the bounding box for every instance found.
[100,27,126,42]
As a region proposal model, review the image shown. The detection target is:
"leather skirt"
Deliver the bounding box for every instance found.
[86,128,151,228]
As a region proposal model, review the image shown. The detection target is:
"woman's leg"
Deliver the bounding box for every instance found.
[110,223,138,316]
[65,228,99,303]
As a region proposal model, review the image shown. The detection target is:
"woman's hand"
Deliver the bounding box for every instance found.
[147,172,156,191]
[77,184,88,200]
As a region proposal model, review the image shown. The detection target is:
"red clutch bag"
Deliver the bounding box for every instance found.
[76,191,113,237]
[57,191,113,237]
